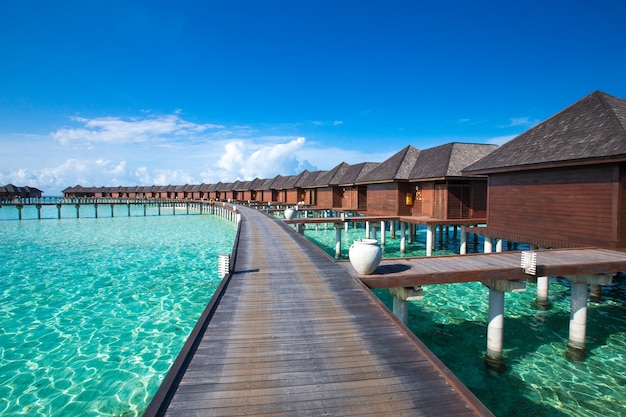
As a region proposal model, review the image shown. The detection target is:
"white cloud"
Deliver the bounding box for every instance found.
[500,117,538,128]
[51,114,224,145]
[485,135,517,146]
[202,137,311,182]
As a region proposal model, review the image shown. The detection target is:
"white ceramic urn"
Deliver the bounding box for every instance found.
[349,239,382,275]
[284,208,296,220]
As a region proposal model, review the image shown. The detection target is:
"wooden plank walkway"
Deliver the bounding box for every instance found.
[146,205,493,416]
[348,248,626,288]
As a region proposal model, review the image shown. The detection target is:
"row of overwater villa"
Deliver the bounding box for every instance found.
[6,91,626,415]
[65,91,626,360]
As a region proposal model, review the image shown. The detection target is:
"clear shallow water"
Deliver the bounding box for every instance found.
[0,210,236,416]
[303,223,626,417]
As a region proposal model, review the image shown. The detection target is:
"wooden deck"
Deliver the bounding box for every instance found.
[347,248,626,289]
[145,205,493,416]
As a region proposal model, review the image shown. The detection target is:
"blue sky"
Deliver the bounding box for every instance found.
[1,0,625,195]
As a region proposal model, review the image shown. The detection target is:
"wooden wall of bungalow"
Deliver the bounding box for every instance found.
[482,163,626,249]
[314,186,336,208]
[410,179,487,219]
[360,179,487,219]
[276,188,300,205]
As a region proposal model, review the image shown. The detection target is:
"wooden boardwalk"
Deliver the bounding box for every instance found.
[349,248,626,288]
[145,205,493,416]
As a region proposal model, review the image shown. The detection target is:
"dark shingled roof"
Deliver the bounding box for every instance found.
[410,142,498,179]
[339,162,380,185]
[356,145,420,183]
[464,91,626,174]
[315,162,351,186]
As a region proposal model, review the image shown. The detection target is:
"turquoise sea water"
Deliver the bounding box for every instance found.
[302,223,626,417]
[0,206,236,416]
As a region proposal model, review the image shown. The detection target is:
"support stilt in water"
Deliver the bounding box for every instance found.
[534,276,551,310]
[459,225,467,255]
[400,222,406,254]
[483,279,526,372]
[380,221,386,246]
[425,224,433,256]
[483,236,493,253]
[564,274,612,361]
[389,286,422,325]
[334,224,342,259]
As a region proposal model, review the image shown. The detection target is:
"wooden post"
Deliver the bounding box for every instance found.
[400,222,406,254]
[111,204,115,217]
[36,204,42,220]
[75,204,80,218]
[390,221,396,239]
[57,204,62,219]
[94,203,98,218]
[380,221,386,246]
[17,205,23,220]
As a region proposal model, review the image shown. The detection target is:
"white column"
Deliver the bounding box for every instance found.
[483,236,493,253]
[459,225,467,255]
[568,281,588,359]
[365,221,371,239]
[486,287,505,370]
[400,222,406,254]
[425,225,433,257]
[334,224,342,259]
[393,297,408,325]
[564,274,612,360]
[536,276,550,308]
[495,238,503,252]
[380,221,386,246]
[389,287,422,325]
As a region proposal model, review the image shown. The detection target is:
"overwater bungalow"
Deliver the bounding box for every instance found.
[409,142,496,220]
[0,184,44,199]
[464,90,626,250]
[337,162,381,211]
[310,162,350,209]
[354,145,421,216]
[270,174,302,205]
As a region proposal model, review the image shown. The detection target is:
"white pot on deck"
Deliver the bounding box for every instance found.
[284,208,296,220]
[349,239,382,275]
